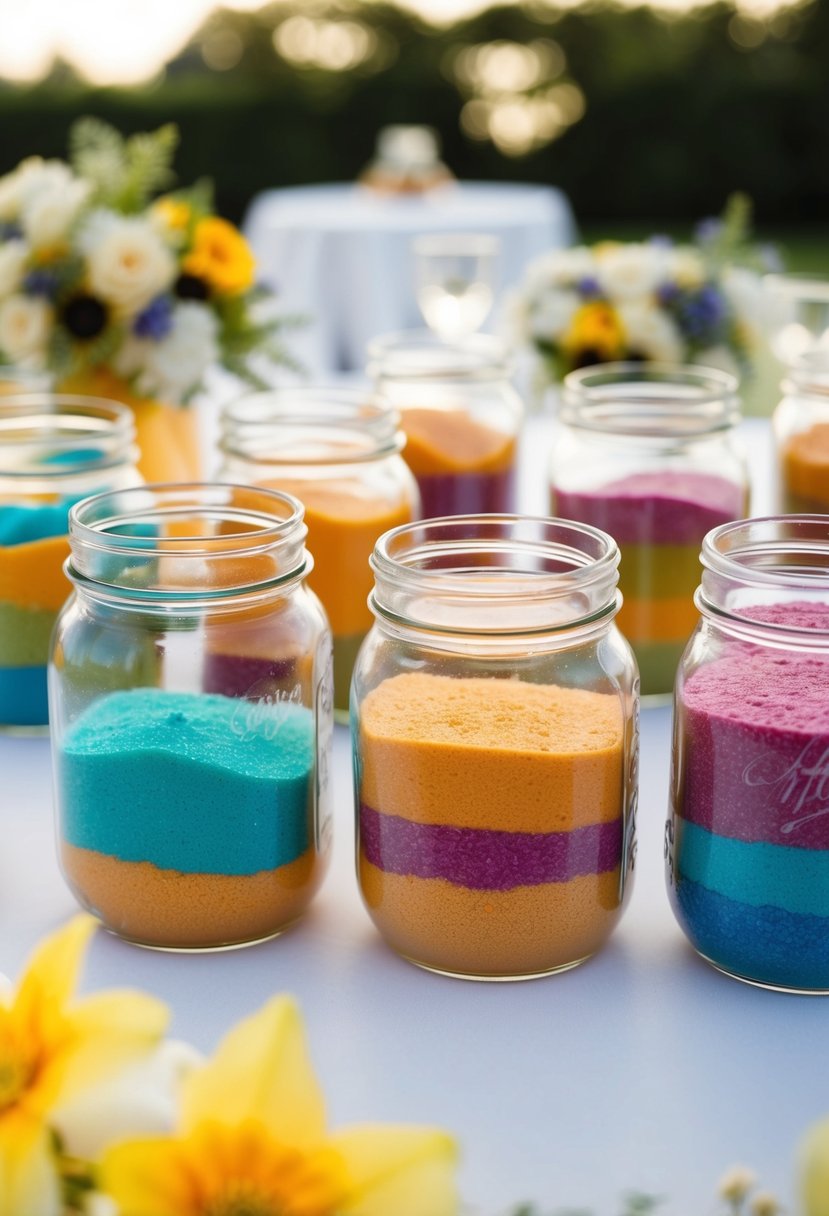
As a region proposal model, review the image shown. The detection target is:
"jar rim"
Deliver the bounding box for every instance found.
[561,362,740,437]
[367,329,512,380]
[699,515,829,636]
[370,514,620,636]
[68,482,309,600]
[781,347,829,396]
[220,387,405,464]
[0,394,135,476]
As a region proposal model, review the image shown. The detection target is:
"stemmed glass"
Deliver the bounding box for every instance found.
[764,273,829,365]
[413,233,499,341]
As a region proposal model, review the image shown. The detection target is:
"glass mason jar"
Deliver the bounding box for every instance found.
[0,394,138,730]
[668,516,829,993]
[551,363,748,700]
[367,330,523,519]
[219,388,420,719]
[352,515,639,981]
[774,348,829,513]
[50,484,332,950]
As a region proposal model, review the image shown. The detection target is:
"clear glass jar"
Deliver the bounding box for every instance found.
[551,363,748,700]
[50,484,332,950]
[774,348,829,513]
[219,388,420,719]
[367,330,523,519]
[352,515,639,981]
[0,394,138,730]
[668,516,829,993]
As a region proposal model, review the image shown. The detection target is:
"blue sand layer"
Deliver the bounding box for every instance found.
[676,819,829,918]
[59,688,315,874]
[0,496,83,546]
[0,665,48,725]
[672,875,829,990]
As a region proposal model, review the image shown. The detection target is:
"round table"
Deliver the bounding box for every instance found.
[242,181,577,374]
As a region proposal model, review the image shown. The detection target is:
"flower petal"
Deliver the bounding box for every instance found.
[333,1125,460,1216]
[99,1138,198,1216]
[180,996,325,1147]
[0,1114,62,1216]
[14,915,95,1018]
[50,989,170,1108]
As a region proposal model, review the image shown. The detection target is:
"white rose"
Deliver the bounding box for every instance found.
[724,267,767,339]
[0,157,46,222]
[529,289,581,342]
[0,241,27,298]
[596,243,668,302]
[83,214,175,316]
[524,246,596,293]
[0,294,52,363]
[618,300,685,363]
[133,302,219,402]
[669,246,706,289]
[22,176,91,249]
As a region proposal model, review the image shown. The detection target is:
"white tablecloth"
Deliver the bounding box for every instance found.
[243,181,577,374]
[3,418,819,1215]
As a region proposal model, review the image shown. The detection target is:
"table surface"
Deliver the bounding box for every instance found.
[2,417,822,1215]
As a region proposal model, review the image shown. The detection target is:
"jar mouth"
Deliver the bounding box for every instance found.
[68,483,309,599]
[561,362,740,436]
[0,395,135,477]
[370,514,620,635]
[367,330,512,381]
[220,388,404,464]
[699,515,829,637]
[781,347,829,397]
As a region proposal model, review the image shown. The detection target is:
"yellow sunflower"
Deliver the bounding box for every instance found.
[182,217,256,296]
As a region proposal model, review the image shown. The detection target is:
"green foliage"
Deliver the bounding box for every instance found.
[70,117,179,213]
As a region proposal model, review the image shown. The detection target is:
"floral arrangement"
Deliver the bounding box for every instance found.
[0,119,290,405]
[3,916,828,1216]
[509,195,778,386]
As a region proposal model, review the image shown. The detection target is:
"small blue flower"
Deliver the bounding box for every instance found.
[23,269,60,299]
[649,233,674,249]
[0,222,23,241]
[576,275,602,299]
[694,217,723,245]
[134,295,173,341]
[657,281,681,307]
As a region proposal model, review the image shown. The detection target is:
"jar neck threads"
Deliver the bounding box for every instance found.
[370,515,620,638]
[561,363,740,438]
[368,330,512,384]
[0,395,136,479]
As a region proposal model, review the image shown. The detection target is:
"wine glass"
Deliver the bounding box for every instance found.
[764,273,829,365]
[413,233,499,341]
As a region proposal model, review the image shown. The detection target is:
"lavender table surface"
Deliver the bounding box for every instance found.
[3,416,822,1215]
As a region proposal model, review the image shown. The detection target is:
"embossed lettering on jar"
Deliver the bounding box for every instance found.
[352,515,639,981]
[668,516,829,992]
[50,484,332,950]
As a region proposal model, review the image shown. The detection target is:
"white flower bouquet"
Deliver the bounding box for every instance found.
[510,195,777,387]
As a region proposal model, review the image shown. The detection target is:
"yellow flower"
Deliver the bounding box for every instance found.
[101,995,459,1216]
[182,217,256,296]
[563,301,626,364]
[801,1118,829,1216]
[0,915,169,1216]
[153,197,192,234]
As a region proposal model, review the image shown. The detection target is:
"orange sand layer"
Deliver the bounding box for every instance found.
[617,595,699,644]
[359,856,622,977]
[782,423,829,508]
[61,843,321,949]
[401,408,516,476]
[266,479,414,636]
[0,534,71,610]
[360,672,624,832]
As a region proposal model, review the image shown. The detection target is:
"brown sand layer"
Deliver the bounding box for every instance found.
[783,422,829,508]
[401,408,516,476]
[359,856,623,977]
[360,673,624,831]
[61,843,321,949]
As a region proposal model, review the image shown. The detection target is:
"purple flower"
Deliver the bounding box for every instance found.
[649,234,674,249]
[657,281,681,306]
[694,217,723,245]
[23,269,60,299]
[133,295,173,341]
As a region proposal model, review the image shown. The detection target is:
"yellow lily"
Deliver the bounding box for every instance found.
[0,915,169,1216]
[102,995,459,1216]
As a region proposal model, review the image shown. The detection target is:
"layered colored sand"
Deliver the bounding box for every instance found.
[0,498,78,726]
[58,688,322,948]
[553,471,745,696]
[781,422,829,512]
[357,672,628,978]
[266,478,413,715]
[670,601,829,989]
[400,407,516,519]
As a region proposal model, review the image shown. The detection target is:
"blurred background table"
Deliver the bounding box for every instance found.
[243,181,577,374]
